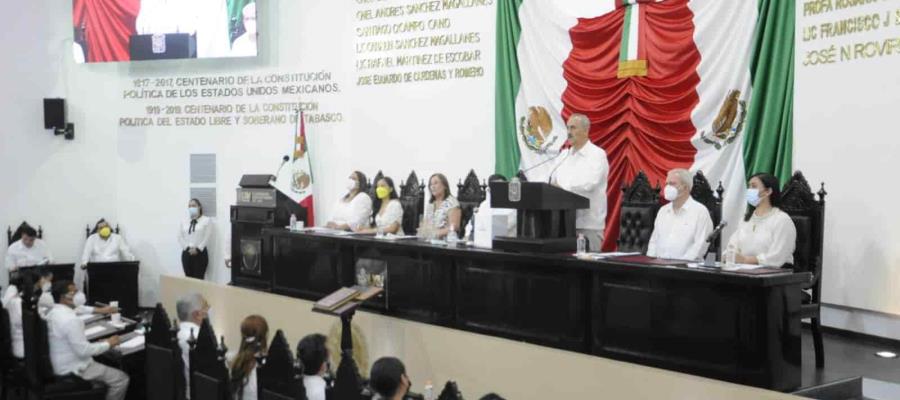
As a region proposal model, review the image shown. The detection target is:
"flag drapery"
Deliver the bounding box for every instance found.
[495,0,794,251]
[72,0,140,62]
[274,111,316,227]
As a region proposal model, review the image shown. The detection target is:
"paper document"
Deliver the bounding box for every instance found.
[120,335,145,349]
[84,325,106,336]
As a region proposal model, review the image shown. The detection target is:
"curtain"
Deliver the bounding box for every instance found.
[494,0,524,178]
[72,0,140,63]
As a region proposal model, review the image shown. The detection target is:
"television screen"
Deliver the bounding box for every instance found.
[72,0,258,63]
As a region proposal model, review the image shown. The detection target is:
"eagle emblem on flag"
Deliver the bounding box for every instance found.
[701,89,747,150]
[518,105,559,153]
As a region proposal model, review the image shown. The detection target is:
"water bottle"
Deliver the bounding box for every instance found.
[576,233,586,255]
[447,224,459,243]
[423,381,434,400]
[464,217,475,241]
[289,213,297,230]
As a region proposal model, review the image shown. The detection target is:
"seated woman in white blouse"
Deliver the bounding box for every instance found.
[726,173,797,267]
[421,173,461,239]
[325,171,373,231]
[354,176,404,235]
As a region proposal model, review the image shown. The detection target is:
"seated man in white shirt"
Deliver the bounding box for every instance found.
[473,174,517,248]
[5,224,53,276]
[176,292,210,399]
[297,333,330,400]
[550,113,609,252]
[46,280,129,400]
[78,219,136,290]
[646,169,714,260]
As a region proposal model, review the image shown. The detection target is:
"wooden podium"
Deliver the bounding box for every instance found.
[490,181,589,253]
[86,261,139,317]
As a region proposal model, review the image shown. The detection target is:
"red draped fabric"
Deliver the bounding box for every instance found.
[561,0,700,251]
[73,0,140,62]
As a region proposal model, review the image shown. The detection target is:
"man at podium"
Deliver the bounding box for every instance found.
[550,113,609,251]
[5,224,53,274]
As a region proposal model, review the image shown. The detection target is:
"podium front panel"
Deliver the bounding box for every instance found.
[86,261,139,316]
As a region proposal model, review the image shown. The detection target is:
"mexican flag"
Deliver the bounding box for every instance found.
[496,0,793,250]
[273,111,316,227]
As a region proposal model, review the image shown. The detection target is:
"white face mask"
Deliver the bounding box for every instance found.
[346,178,358,192]
[189,206,200,218]
[41,282,51,292]
[663,185,679,202]
[73,291,87,307]
[746,188,762,207]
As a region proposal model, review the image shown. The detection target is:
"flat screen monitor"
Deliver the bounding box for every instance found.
[72,0,259,63]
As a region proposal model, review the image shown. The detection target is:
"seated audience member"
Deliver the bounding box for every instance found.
[370,357,412,400]
[421,173,461,239]
[326,171,373,231]
[230,2,258,57]
[726,173,797,267]
[473,174,517,246]
[34,268,56,317]
[2,277,25,358]
[47,281,128,400]
[297,333,330,400]
[480,394,506,400]
[646,169,714,260]
[68,281,117,316]
[5,224,53,274]
[176,292,210,399]
[230,315,269,400]
[354,176,404,235]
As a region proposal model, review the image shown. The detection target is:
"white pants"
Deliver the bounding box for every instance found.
[80,361,130,400]
[577,229,604,252]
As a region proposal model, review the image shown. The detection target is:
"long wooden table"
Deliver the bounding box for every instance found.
[243,228,810,391]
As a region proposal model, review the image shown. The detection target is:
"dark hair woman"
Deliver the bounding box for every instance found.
[354,176,404,235]
[179,198,212,279]
[725,173,797,267]
[326,171,373,231]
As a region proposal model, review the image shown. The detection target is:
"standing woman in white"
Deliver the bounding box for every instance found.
[726,173,797,267]
[78,219,136,290]
[179,198,212,279]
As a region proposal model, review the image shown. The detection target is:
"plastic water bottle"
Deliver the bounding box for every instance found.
[447,224,459,243]
[576,233,586,255]
[423,381,434,400]
[289,213,297,230]
[464,217,475,241]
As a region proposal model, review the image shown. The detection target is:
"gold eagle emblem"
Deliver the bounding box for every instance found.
[701,90,747,150]
[518,105,559,152]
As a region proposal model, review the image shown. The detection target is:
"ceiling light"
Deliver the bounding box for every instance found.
[875,351,898,359]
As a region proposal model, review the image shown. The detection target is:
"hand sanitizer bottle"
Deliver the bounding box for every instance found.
[576,233,586,255]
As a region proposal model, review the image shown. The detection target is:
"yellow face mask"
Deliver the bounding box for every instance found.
[99,227,112,239]
[376,186,391,200]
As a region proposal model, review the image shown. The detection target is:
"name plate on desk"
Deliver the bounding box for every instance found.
[236,188,277,208]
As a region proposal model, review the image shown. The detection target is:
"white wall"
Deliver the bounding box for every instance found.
[0,2,118,288]
[794,0,900,339]
[1,0,496,306]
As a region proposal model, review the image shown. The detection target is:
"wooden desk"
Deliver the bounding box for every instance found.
[248,228,810,391]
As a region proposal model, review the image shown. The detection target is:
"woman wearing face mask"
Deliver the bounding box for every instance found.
[422,173,461,239]
[79,219,136,290]
[725,173,797,267]
[229,315,269,400]
[354,177,404,235]
[179,198,213,280]
[325,171,373,231]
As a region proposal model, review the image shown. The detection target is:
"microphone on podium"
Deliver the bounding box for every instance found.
[706,221,728,243]
[272,155,290,182]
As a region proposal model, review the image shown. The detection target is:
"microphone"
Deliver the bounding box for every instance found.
[546,150,571,184]
[272,155,290,182]
[516,147,569,181]
[706,221,728,243]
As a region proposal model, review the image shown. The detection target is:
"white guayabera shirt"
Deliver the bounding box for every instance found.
[647,197,714,260]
